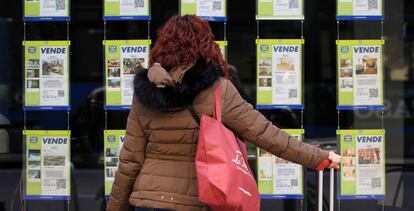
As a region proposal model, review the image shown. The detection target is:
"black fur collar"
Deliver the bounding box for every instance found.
[133,62,223,112]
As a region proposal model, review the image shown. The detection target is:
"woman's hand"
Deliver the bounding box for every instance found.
[328,151,341,169]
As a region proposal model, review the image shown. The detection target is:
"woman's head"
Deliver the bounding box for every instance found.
[150,15,228,76]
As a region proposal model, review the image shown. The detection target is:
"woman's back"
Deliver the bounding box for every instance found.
[108,62,221,211]
[107,15,337,211]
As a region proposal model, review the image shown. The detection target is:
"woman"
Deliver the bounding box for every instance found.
[107,15,340,211]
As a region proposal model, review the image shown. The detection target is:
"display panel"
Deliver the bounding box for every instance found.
[24,0,70,21]
[24,130,71,200]
[338,129,385,199]
[257,129,304,199]
[23,41,70,110]
[337,40,384,110]
[103,0,150,21]
[180,0,227,21]
[256,39,304,109]
[337,0,383,20]
[256,0,304,20]
[103,40,151,110]
[103,130,125,199]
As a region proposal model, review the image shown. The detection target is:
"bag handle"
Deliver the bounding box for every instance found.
[213,85,222,122]
[188,106,200,126]
[188,85,221,125]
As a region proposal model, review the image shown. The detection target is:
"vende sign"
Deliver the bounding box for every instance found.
[43,137,68,144]
[357,136,382,143]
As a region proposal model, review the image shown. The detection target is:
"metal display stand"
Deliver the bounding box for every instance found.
[255,1,305,210]
[255,0,305,111]
[336,0,385,210]
[22,0,72,210]
[102,0,152,202]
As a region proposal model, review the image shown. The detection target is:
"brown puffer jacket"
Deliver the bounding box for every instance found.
[107,62,329,211]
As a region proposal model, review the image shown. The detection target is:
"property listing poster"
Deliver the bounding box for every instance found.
[338,130,385,199]
[256,0,304,20]
[257,129,304,199]
[24,41,70,110]
[24,0,70,21]
[337,40,384,110]
[24,130,71,200]
[104,0,150,20]
[256,39,303,109]
[215,41,227,59]
[337,0,383,20]
[104,130,126,199]
[180,0,227,21]
[103,40,151,109]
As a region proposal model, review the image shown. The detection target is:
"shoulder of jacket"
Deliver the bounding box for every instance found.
[218,78,237,95]
[216,77,232,89]
[205,77,226,93]
[212,77,233,96]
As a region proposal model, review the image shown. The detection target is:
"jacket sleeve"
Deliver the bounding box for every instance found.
[107,97,147,211]
[220,79,329,169]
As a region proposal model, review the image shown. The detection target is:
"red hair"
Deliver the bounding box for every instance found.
[150,15,229,77]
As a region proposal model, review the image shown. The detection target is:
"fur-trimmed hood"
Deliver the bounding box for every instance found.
[133,61,223,112]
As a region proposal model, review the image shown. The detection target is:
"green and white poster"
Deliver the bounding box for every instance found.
[215,40,227,59]
[24,130,71,200]
[257,129,304,199]
[24,41,70,110]
[104,130,126,199]
[337,40,384,110]
[180,0,227,21]
[256,39,303,109]
[104,0,150,20]
[103,40,151,109]
[338,129,385,199]
[337,0,383,20]
[256,0,304,20]
[24,0,70,21]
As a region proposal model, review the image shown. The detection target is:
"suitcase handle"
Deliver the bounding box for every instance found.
[315,159,331,171]
[317,159,335,211]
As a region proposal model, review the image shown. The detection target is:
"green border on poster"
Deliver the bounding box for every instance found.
[104,130,126,197]
[215,40,227,60]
